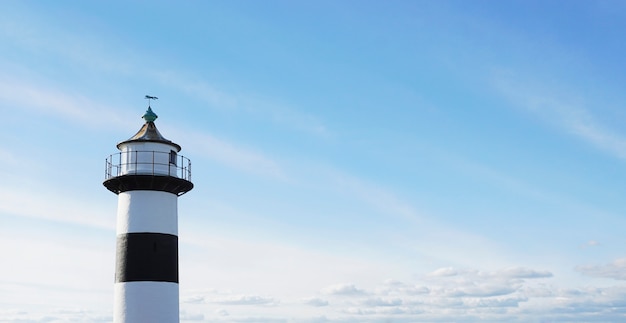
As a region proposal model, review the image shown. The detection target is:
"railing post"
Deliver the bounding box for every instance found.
[179,155,182,177]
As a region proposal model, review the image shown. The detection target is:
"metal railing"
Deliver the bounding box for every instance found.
[105,150,192,181]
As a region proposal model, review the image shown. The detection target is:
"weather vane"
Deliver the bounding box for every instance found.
[145,95,158,107]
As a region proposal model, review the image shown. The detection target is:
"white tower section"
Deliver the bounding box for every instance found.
[104,106,193,323]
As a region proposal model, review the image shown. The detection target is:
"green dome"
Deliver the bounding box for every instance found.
[142,107,158,122]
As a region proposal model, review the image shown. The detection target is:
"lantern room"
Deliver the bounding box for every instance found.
[104,107,193,196]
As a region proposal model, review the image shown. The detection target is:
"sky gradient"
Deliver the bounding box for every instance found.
[2,1,626,322]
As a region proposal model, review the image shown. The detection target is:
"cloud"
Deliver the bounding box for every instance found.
[437,284,517,298]
[537,286,626,320]
[0,80,290,182]
[180,311,205,321]
[0,308,112,323]
[519,284,555,298]
[132,265,626,322]
[182,131,287,180]
[576,258,626,280]
[182,295,205,304]
[330,171,421,223]
[319,170,514,269]
[185,293,278,306]
[493,267,553,279]
[587,240,600,246]
[0,148,18,167]
[580,240,601,249]
[297,316,330,323]
[465,296,527,308]
[212,295,277,306]
[0,77,134,131]
[0,185,114,230]
[2,8,330,142]
[215,308,229,316]
[153,71,239,112]
[343,306,412,315]
[360,297,403,307]
[153,70,330,137]
[423,266,553,299]
[428,266,552,281]
[308,267,548,318]
[322,283,366,296]
[428,267,460,277]
[493,73,626,160]
[303,297,329,307]
[378,280,430,296]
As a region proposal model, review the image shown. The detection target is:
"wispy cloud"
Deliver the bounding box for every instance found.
[316,166,514,268]
[579,240,601,249]
[153,70,330,137]
[426,266,553,282]
[493,72,626,160]
[327,170,422,223]
[0,76,135,131]
[1,8,329,139]
[0,74,288,181]
[181,130,287,180]
[0,185,114,230]
[0,7,136,75]
[0,147,18,167]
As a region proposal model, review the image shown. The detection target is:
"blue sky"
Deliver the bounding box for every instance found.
[2,1,626,322]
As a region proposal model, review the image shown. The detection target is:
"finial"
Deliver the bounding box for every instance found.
[143,95,159,122]
[143,106,158,123]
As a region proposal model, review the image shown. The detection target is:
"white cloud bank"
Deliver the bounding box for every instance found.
[576,258,626,280]
[173,263,626,322]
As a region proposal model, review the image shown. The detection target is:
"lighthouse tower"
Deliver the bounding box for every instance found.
[104,105,193,322]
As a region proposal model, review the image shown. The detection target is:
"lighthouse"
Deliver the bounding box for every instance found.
[104,104,193,322]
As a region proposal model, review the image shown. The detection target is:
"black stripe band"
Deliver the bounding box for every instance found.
[116,233,178,283]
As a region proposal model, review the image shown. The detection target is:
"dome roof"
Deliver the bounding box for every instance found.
[116,107,181,151]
